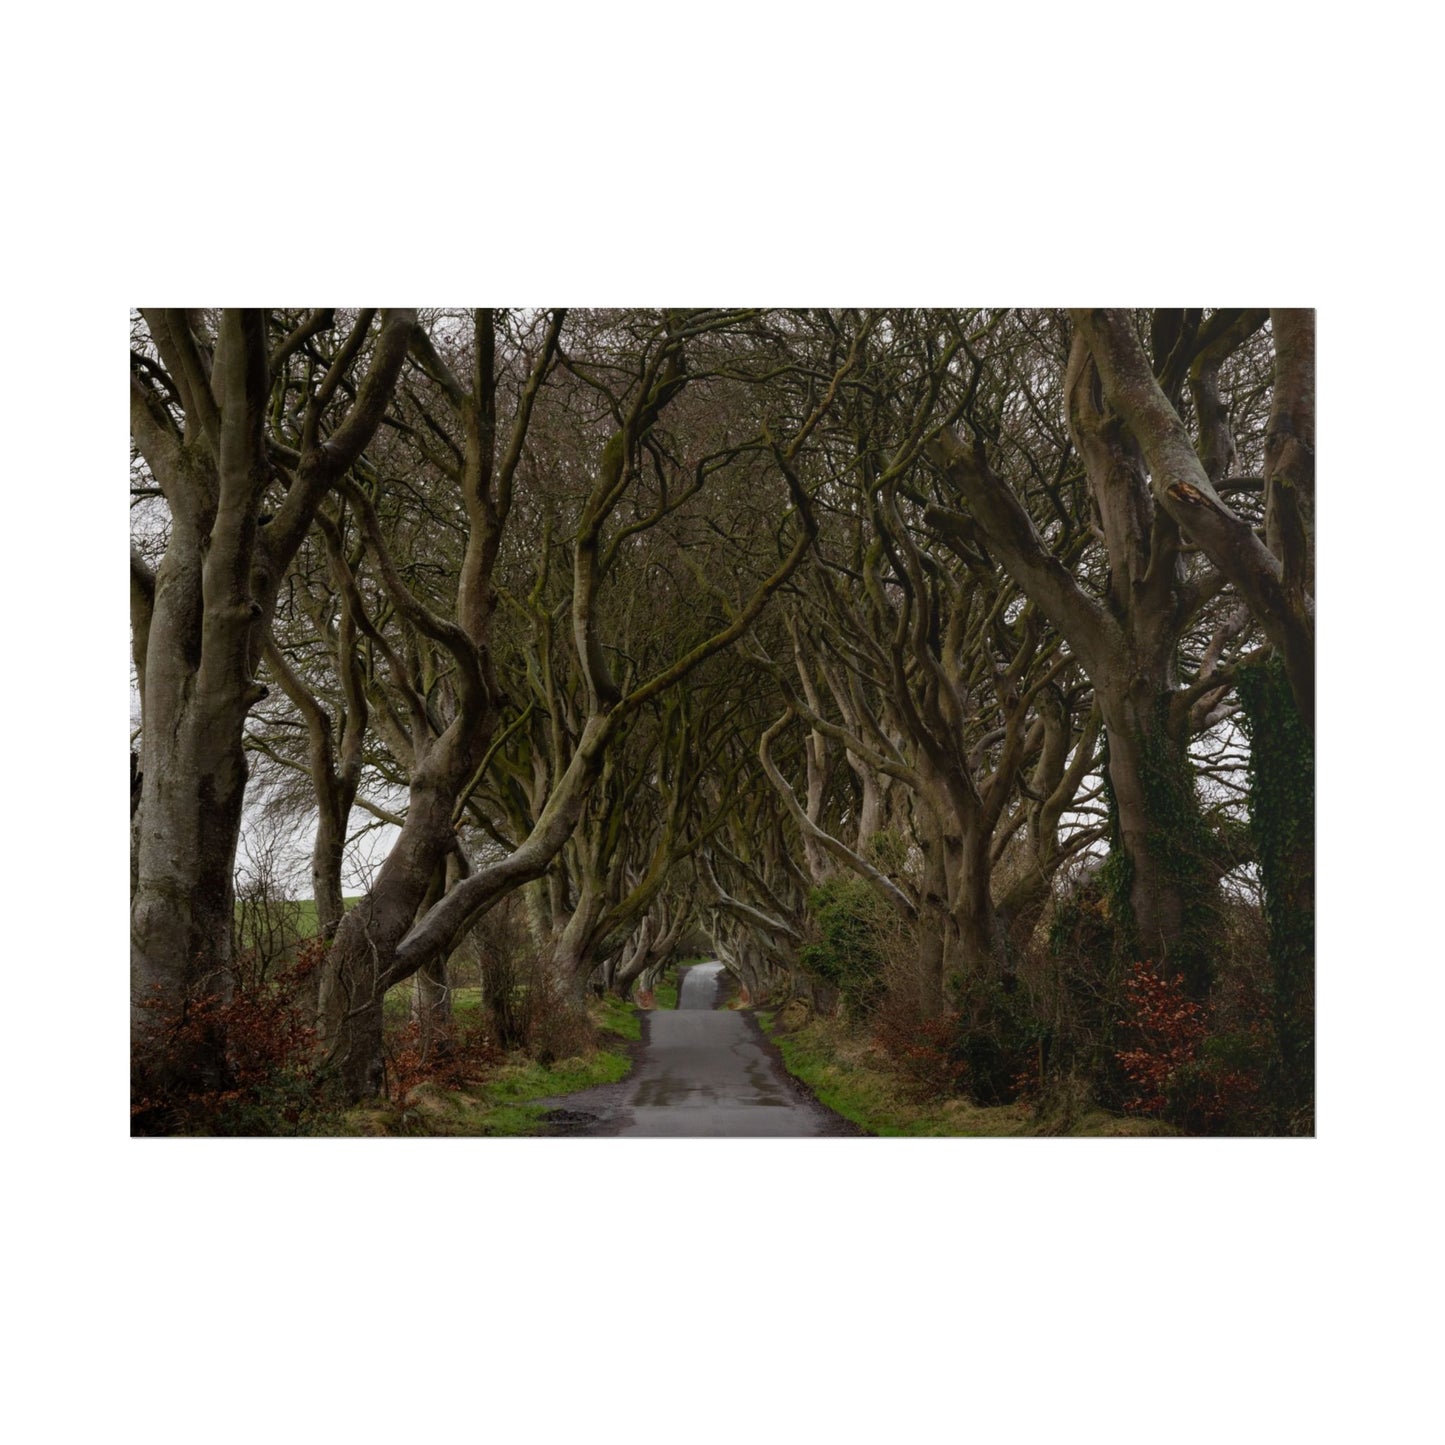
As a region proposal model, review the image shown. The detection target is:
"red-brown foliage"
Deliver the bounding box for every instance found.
[871,1008,971,1099]
[1115,961,1207,1115]
[384,1020,498,1099]
[1115,959,1275,1132]
[131,940,327,1134]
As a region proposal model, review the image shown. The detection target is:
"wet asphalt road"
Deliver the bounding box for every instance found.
[538,962,849,1137]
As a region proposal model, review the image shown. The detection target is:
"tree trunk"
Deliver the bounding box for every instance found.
[954,831,1005,979]
[412,853,463,1053]
[130,536,259,1094]
[610,918,653,1000]
[130,307,414,1109]
[913,754,1008,1013]
[129,751,144,900]
[312,802,349,945]
[1239,658,1314,1128]
[523,877,554,950]
[851,763,887,854]
[317,780,460,1097]
[412,955,451,1050]
[800,725,833,883]
[549,876,606,992]
[914,802,952,1018]
[1098,683,1217,999]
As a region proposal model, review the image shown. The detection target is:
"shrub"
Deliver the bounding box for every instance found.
[131,939,328,1135]
[1115,962,1207,1116]
[872,1008,971,1099]
[798,876,893,1021]
[870,971,1045,1107]
[1166,1031,1274,1135]
[950,974,1050,1105]
[1114,958,1278,1134]
[384,1017,498,1100]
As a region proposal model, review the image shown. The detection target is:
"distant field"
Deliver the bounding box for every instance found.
[295,897,362,938]
[382,983,483,1023]
[235,896,363,941]
[239,905,691,1025]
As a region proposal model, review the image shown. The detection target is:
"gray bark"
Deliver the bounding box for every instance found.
[130,308,414,1099]
[1069,308,1314,733]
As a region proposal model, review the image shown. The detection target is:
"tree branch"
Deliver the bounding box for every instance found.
[758,711,917,919]
[922,428,1115,676]
[265,308,416,570]
[1069,307,1314,732]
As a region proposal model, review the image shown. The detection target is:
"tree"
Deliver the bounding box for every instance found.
[923,309,1273,997]
[130,306,1311,1130]
[1068,309,1314,732]
[313,309,860,1097]
[749,311,1103,1015]
[130,308,412,1097]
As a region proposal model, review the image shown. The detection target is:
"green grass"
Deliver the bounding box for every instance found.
[346,992,639,1136]
[462,1046,632,1135]
[596,994,643,1040]
[758,1012,1175,1138]
[381,983,484,1025]
[347,1037,632,1137]
[235,895,363,941]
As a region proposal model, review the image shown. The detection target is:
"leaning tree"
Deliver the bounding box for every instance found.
[130,308,413,1094]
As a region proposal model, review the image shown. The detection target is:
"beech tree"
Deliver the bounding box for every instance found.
[312,309,861,1096]
[1067,309,1314,732]
[129,305,1312,1130]
[1062,307,1315,1107]
[130,308,413,1092]
[731,312,1103,1015]
[923,309,1273,997]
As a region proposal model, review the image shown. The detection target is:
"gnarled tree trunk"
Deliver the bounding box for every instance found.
[130,308,413,1106]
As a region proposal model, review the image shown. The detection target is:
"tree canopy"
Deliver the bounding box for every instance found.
[130,307,1313,1131]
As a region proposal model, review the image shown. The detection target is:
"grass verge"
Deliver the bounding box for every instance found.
[649,970,679,1010]
[595,993,642,1040]
[758,1010,1175,1138]
[348,996,638,1136]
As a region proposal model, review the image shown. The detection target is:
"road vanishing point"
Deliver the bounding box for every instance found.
[538,961,852,1137]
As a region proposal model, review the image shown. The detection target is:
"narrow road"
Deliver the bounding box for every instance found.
[539,961,852,1136]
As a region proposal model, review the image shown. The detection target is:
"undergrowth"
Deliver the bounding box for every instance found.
[353,988,636,1136]
[354,1038,632,1137]
[758,1009,1173,1137]
[135,938,640,1136]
